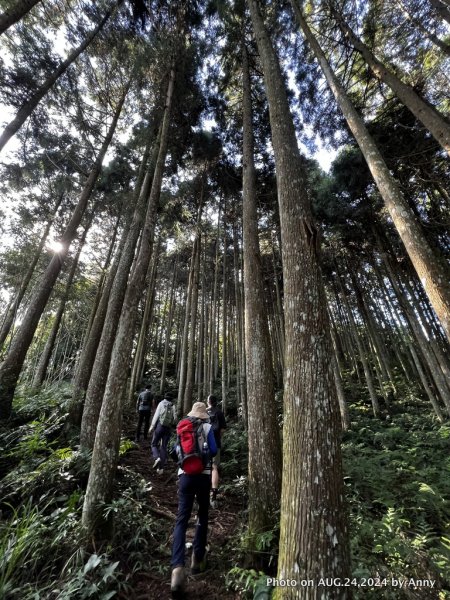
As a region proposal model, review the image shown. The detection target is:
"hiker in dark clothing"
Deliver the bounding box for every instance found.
[135,385,154,442]
[150,391,176,474]
[170,402,217,598]
[207,394,227,507]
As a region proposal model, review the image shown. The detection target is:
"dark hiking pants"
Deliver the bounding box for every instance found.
[136,410,150,440]
[171,473,211,567]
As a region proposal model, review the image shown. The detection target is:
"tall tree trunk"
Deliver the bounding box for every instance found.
[208,215,221,395]
[409,345,445,422]
[350,271,396,396]
[196,266,205,400]
[81,62,175,537]
[380,246,450,413]
[177,238,196,415]
[247,1,350,594]
[233,218,247,427]
[242,38,282,541]
[333,355,351,431]
[0,5,116,153]
[292,0,450,342]
[406,277,450,385]
[32,220,91,388]
[221,206,228,413]
[0,89,127,419]
[0,0,42,34]
[175,299,184,382]
[84,211,122,341]
[0,193,64,349]
[128,239,160,403]
[335,267,381,418]
[183,229,202,413]
[202,295,210,398]
[160,259,178,395]
[67,225,126,428]
[272,240,285,366]
[326,1,450,154]
[79,124,162,450]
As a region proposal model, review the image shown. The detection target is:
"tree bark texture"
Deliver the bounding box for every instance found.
[68,219,127,427]
[242,38,282,539]
[81,64,175,537]
[183,231,201,413]
[128,239,160,403]
[247,0,351,595]
[160,259,178,395]
[79,126,161,450]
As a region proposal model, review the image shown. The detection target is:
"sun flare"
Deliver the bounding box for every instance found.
[47,240,64,253]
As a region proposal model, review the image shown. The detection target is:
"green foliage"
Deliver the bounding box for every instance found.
[53,552,127,600]
[12,382,72,420]
[0,385,81,505]
[225,566,268,598]
[118,438,133,456]
[103,467,156,572]
[220,420,248,480]
[0,492,89,599]
[344,398,450,597]
[0,383,159,598]
[0,500,50,598]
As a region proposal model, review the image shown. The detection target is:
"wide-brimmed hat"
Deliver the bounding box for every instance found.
[187,402,209,420]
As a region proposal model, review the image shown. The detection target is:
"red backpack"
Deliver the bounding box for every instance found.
[176,417,208,474]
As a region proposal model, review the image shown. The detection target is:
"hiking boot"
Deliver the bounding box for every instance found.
[210,498,218,509]
[153,457,161,469]
[191,546,208,575]
[170,566,185,598]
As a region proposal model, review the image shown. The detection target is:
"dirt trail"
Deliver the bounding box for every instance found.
[120,437,244,599]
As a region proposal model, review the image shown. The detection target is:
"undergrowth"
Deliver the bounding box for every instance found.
[344,393,450,598]
[2,380,450,599]
[0,385,159,599]
[225,380,450,599]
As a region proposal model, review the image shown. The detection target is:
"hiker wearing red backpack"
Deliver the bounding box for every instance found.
[149,391,176,475]
[170,401,217,598]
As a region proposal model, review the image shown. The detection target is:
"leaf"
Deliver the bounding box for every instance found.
[100,592,117,600]
[83,553,101,574]
[102,561,120,581]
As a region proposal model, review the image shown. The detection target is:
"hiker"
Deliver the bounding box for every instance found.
[149,391,176,474]
[135,384,154,442]
[170,401,217,597]
[207,394,227,508]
